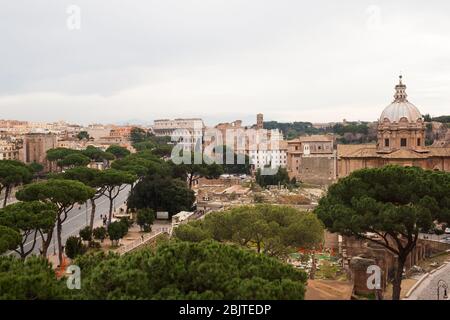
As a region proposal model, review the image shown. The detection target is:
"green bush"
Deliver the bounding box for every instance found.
[136,208,155,232]
[93,226,107,242]
[79,226,92,242]
[88,241,101,249]
[108,221,128,246]
[65,236,86,259]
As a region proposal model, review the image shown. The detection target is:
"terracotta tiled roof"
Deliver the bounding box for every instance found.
[338,144,450,159]
[298,135,334,142]
[427,147,450,157]
[337,144,376,157]
[380,149,429,159]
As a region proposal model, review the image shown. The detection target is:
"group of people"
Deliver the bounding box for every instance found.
[100,214,108,226]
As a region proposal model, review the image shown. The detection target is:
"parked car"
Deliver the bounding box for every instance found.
[445,227,450,234]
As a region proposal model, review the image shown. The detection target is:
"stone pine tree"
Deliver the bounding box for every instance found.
[16,179,95,266]
[53,167,108,231]
[46,148,80,172]
[315,165,450,300]
[106,145,131,160]
[0,225,21,255]
[127,174,195,218]
[0,160,33,208]
[170,152,223,189]
[0,201,57,259]
[97,169,136,224]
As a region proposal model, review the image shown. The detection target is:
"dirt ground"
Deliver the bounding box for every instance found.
[305,280,353,300]
[383,278,418,300]
[416,252,450,273]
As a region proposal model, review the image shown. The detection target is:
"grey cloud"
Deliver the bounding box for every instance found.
[1,0,450,124]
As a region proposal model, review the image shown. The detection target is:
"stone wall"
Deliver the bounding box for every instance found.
[345,236,436,298]
[293,155,336,185]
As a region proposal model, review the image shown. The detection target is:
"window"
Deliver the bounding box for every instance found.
[401,138,407,147]
[417,138,421,146]
[384,139,389,147]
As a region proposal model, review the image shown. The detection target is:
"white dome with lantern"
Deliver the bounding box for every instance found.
[379,76,423,124]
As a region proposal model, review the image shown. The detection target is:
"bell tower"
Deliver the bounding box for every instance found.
[256,113,264,130]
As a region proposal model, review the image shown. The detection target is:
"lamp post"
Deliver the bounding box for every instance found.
[437,280,448,300]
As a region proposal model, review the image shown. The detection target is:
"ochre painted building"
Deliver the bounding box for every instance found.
[338,76,450,177]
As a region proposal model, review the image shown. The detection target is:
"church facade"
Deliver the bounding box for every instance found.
[337,76,450,177]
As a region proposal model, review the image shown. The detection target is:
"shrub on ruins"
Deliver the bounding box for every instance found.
[255,167,290,188]
[173,204,324,258]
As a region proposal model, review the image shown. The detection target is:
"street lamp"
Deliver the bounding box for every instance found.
[437,280,448,300]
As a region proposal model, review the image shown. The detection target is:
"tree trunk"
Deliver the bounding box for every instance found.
[392,257,406,300]
[108,193,114,225]
[18,243,26,260]
[89,198,96,231]
[3,185,10,208]
[41,228,53,257]
[310,253,316,280]
[56,217,63,267]
[188,174,193,189]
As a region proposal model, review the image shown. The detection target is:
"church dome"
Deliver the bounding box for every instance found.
[379,76,423,123]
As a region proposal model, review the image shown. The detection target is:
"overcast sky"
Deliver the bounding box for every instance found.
[1,0,450,126]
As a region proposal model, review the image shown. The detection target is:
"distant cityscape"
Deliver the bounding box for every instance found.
[1,77,450,303]
[1,77,449,183]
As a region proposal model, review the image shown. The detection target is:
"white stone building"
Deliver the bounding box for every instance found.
[249,140,288,170]
[152,118,204,152]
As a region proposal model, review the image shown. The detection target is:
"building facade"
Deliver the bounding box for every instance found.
[249,140,288,170]
[153,118,204,152]
[21,133,57,171]
[0,139,20,160]
[286,135,336,184]
[338,77,450,177]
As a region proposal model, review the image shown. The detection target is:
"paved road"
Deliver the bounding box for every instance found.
[419,233,450,243]
[407,262,450,300]
[8,185,131,257]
